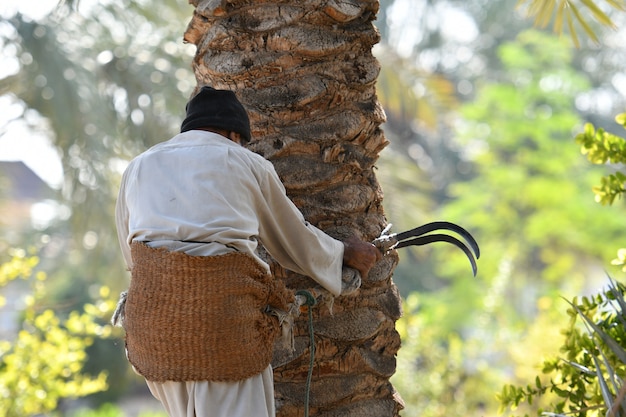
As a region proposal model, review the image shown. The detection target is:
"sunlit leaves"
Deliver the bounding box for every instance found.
[499,279,626,417]
[575,113,626,205]
[516,0,626,46]
[392,293,493,417]
[574,113,626,275]
[0,250,114,417]
[0,248,38,307]
[611,248,626,271]
[446,30,618,285]
[577,117,626,165]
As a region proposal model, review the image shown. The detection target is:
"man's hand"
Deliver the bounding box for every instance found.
[342,235,382,280]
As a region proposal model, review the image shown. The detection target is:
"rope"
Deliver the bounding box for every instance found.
[296,290,317,417]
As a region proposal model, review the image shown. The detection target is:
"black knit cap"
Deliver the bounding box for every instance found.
[180,86,251,143]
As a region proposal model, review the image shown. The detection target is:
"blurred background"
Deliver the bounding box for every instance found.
[1,0,626,416]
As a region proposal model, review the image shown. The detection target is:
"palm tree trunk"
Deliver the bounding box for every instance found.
[183,1,404,416]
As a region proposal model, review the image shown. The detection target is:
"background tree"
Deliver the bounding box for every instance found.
[576,113,626,270]
[499,279,626,417]
[496,108,626,416]
[0,248,111,416]
[1,1,196,404]
[390,26,626,417]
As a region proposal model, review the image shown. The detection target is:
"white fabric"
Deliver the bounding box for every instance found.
[116,130,344,296]
[115,130,345,417]
[146,366,275,417]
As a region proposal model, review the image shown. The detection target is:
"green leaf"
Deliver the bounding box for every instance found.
[559,358,595,375]
[590,353,614,412]
[607,290,626,334]
[568,301,626,364]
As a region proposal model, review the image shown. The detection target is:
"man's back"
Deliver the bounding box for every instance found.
[115,129,344,293]
[120,130,265,255]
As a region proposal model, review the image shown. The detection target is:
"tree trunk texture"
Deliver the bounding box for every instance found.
[183,1,404,416]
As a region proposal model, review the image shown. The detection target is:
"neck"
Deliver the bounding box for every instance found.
[196,128,242,145]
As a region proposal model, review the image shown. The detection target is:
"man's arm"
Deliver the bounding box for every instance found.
[115,169,133,270]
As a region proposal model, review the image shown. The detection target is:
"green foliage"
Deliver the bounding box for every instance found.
[444,29,624,291]
[0,249,38,306]
[498,279,626,417]
[389,27,626,417]
[1,1,195,404]
[392,293,498,417]
[0,248,114,417]
[575,113,626,273]
[1,0,195,292]
[496,58,626,417]
[575,113,626,205]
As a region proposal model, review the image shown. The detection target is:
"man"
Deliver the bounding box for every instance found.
[114,86,381,417]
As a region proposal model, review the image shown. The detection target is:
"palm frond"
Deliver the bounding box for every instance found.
[564,294,626,415]
[580,0,618,27]
[559,358,595,375]
[590,345,616,412]
[567,1,601,43]
[566,300,626,364]
[565,7,580,47]
[517,0,625,45]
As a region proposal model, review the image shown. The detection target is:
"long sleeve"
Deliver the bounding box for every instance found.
[115,168,133,270]
[254,165,344,296]
[114,131,344,296]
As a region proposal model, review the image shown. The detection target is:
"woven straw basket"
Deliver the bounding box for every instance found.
[124,242,293,382]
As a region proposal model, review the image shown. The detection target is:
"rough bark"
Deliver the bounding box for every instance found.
[183,1,404,415]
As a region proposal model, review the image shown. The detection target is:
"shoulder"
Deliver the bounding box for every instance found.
[229,143,275,170]
[225,146,284,192]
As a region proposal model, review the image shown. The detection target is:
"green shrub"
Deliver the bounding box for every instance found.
[499,279,626,417]
[0,248,113,417]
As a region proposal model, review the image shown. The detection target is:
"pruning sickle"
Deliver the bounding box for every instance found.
[372,221,481,276]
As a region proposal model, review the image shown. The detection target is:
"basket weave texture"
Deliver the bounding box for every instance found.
[124,242,294,382]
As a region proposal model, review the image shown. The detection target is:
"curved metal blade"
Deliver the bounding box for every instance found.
[393,221,480,259]
[394,233,478,276]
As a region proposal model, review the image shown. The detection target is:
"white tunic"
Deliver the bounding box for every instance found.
[115,130,344,417]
